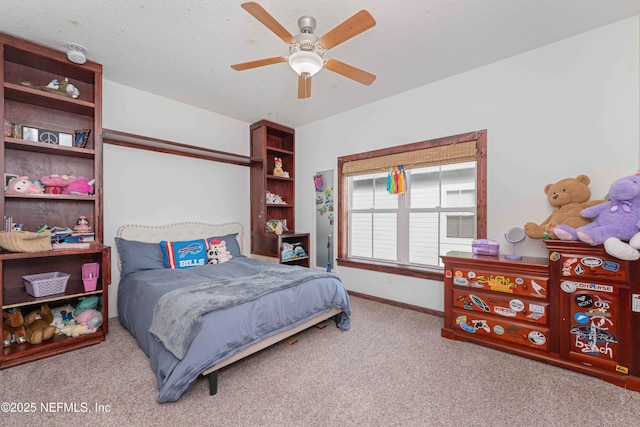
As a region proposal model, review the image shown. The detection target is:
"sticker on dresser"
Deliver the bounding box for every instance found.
[453,269,547,298]
[453,309,550,350]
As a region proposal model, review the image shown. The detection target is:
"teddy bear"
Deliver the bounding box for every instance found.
[524,174,603,239]
[554,174,640,246]
[23,304,56,345]
[207,239,233,264]
[5,176,44,195]
[2,308,26,346]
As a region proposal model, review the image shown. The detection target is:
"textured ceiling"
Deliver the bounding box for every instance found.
[0,0,638,128]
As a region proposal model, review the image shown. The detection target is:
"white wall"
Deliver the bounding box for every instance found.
[103,81,250,317]
[295,17,640,312]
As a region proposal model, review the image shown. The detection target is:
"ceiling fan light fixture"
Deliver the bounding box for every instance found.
[288,50,323,77]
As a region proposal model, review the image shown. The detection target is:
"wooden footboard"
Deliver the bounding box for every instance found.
[202,307,342,395]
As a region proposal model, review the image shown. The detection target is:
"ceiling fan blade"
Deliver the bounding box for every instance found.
[318,10,376,50]
[325,59,376,85]
[241,2,295,44]
[298,75,312,99]
[231,56,287,71]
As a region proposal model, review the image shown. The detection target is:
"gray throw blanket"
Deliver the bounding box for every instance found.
[149,267,339,360]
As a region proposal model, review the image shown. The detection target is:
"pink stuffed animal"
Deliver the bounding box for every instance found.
[40,174,74,194]
[5,176,43,195]
[63,177,94,195]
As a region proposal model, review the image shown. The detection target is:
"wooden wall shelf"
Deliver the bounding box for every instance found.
[102,128,256,167]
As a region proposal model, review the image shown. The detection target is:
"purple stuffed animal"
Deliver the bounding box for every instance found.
[554,175,640,245]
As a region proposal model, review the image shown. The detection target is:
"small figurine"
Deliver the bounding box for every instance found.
[273,157,284,177]
[74,216,91,233]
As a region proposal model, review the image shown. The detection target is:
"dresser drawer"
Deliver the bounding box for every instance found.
[451,267,549,300]
[550,251,628,283]
[453,309,550,351]
[452,289,548,325]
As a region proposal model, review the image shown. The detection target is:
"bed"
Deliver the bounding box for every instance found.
[115,221,351,403]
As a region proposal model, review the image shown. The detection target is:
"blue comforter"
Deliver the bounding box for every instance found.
[117,256,351,403]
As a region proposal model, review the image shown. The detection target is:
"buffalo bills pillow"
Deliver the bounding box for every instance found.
[160,238,209,269]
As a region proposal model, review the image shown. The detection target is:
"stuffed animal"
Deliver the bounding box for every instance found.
[2,308,26,346]
[23,304,56,345]
[554,175,640,246]
[604,230,640,261]
[5,176,44,195]
[273,157,284,177]
[207,239,233,264]
[50,304,75,330]
[63,177,94,195]
[524,175,602,239]
[40,174,75,194]
[74,309,103,332]
[58,308,102,338]
[59,323,89,338]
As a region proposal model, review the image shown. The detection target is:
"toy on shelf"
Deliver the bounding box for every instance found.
[273,157,283,176]
[63,177,94,195]
[23,304,56,345]
[2,308,26,347]
[39,174,94,195]
[5,176,44,195]
[74,216,91,233]
[21,77,80,99]
[266,190,286,205]
[554,174,640,247]
[524,174,602,240]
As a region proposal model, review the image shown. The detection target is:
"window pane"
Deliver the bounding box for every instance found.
[410,212,475,266]
[442,162,476,208]
[446,214,474,238]
[350,212,372,257]
[409,212,440,266]
[352,176,374,209]
[374,174,397,209]
[373,213,396,261]
[409,167,440,209]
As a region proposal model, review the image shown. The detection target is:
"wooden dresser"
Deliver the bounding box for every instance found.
[441,242,640,392]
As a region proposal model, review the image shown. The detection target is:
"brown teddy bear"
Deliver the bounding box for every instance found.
[23,304,56,345]
[2,308,26,346]
[524,174,603,239]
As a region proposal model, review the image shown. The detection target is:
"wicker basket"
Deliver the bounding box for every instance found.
[0,230,52,252]
[23,271,70,297]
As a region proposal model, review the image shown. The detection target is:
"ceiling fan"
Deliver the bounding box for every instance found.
[231,2,376,99]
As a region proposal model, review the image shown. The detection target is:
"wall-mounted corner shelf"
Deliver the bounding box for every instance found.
[102,128,258,166]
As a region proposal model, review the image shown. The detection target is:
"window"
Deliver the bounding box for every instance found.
[337,131,487,280]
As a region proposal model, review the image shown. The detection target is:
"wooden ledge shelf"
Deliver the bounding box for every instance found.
[102,128,258,166]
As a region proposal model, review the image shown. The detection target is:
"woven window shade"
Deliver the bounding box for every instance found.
[342,140,477,176]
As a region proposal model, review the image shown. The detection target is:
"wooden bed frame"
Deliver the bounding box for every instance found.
[116,221,343,395]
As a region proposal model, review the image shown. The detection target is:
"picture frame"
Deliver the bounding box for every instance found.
[22,126,38,142]
[4,173,18,190]
[74,129,91,148]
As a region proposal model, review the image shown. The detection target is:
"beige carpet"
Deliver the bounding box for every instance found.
[2,296,640,427]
